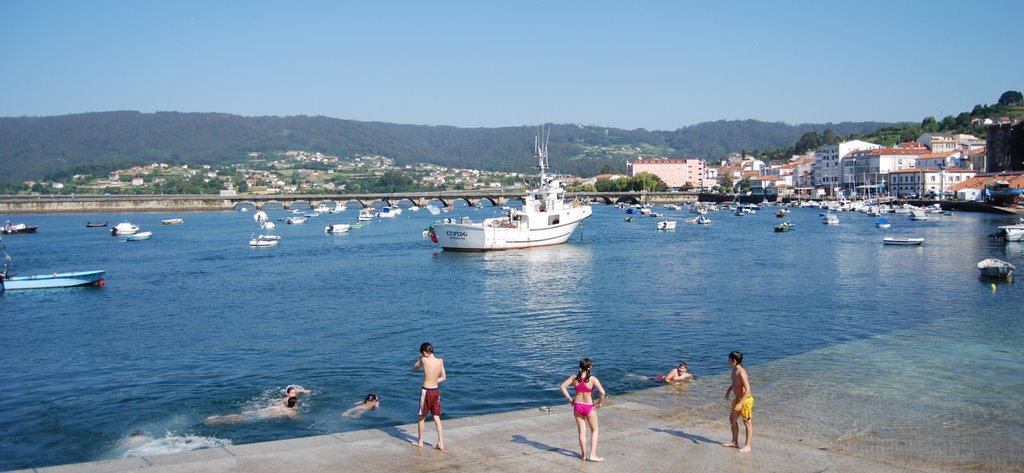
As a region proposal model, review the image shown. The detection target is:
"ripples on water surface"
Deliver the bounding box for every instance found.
[1,205,1022,471]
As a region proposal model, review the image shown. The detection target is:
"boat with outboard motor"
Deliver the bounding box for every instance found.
[428,129,592,251]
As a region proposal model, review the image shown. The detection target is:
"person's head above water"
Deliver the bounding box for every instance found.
[678,362,688,370]
[365,393,379,403]
[420,342,433,355]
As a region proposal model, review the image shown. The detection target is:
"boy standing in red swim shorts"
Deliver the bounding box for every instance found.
[413,342,446,450]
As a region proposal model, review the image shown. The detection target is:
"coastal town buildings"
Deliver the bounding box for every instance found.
[842,148,923,195]
[813,140,880,195]
[886,167,976,197]
[627,158,708,190]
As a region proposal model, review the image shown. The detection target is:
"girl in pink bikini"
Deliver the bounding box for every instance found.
[559,357,606,462]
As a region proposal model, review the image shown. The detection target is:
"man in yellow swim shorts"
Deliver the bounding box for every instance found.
[722,351,753,452]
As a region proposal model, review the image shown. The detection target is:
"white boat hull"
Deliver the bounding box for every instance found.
[3,270,106,290]
[883,237,924,246]
[432,207,591,251]
[999,225,1024,242]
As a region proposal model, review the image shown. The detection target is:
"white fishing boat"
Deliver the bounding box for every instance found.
[249,234,280,247]
[875,217,891,229]
[314,204,334,213]
[376,207,399,218]
[657,220,677,231]
[358,209,375,221]
[253,211,270,222]
[822,212,839,225]
[427,205,442,216]
[977,258,1015,281]
[997,224,1024,242]
[429,129,592,251]
[325,223,351,234]
[285,216,307,225]
[161,218,183,225]
[695,215,711,225]
[909,210,928,221]
[110,222,139,236]
[883,237,925,246]
[261,221,276,230]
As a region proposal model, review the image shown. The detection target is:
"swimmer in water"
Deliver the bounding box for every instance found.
[204,386,310,425]
[663,362,694,383]
[342,393,381,418]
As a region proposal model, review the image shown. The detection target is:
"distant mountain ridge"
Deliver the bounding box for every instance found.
[0,111,895,183]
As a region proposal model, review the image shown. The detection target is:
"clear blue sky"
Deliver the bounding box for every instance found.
[1,1,1021,131]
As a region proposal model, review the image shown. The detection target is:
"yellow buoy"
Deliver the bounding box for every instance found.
[992,283,997,292]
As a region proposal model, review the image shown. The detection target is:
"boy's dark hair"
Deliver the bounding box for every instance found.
[286,396,298,408]
[729,351,744,365]
[365,393,378,403]
[420,342,433,354]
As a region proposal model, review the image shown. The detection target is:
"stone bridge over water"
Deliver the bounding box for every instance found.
[0,191,715,214]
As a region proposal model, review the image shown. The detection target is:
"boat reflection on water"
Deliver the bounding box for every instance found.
[471,244,595,356]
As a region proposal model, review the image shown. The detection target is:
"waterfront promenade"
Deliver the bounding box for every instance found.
[15,388,946,473]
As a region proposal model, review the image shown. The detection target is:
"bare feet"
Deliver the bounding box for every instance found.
[738,445,751,453]
[721,442,737,448]
[588,456,604,462]
[579,453,586,461]
[435,443,444,450]
[412,440,423,448]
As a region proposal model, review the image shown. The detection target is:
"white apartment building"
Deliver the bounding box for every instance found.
[628,158,707,189]
[917,133,958,152]
[842,148,922,195]
[887,167,976,197]
[813,140,880,194]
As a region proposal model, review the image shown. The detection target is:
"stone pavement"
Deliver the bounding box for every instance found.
[14,394,948,473]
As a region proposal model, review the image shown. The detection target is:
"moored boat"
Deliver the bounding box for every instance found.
[110,222,139,236]
[774,222,794,232]
[883,237,925,246]
[161,218,183,225]
[325,223,351,234]
[695,215,711,225]
[86,221,108,228]
[875,217,891,229]
[3,221,38,234]
[657,220,677,231]
[285,216,307,225]
[997,224,1024,242]
[977,258,1015,281]
[429,129,592,251]
[909,210,928,221]
[125,231,153,241]
[822,212,839,225]
[249,234,280,247]
[3,270,106,290]
[357,209,375,221]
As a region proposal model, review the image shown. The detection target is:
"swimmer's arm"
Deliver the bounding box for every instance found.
[593,377,606,408]
[664,370,677,382]
[295,388,311,394]
[436,359,446,384]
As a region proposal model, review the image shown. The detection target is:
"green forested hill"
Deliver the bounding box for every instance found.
[0,111,893,183]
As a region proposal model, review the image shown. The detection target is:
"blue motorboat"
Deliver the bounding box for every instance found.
[876,217,891,229]
[2,270,106,290]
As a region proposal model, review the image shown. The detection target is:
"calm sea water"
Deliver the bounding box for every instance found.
[1,203,1022,471]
